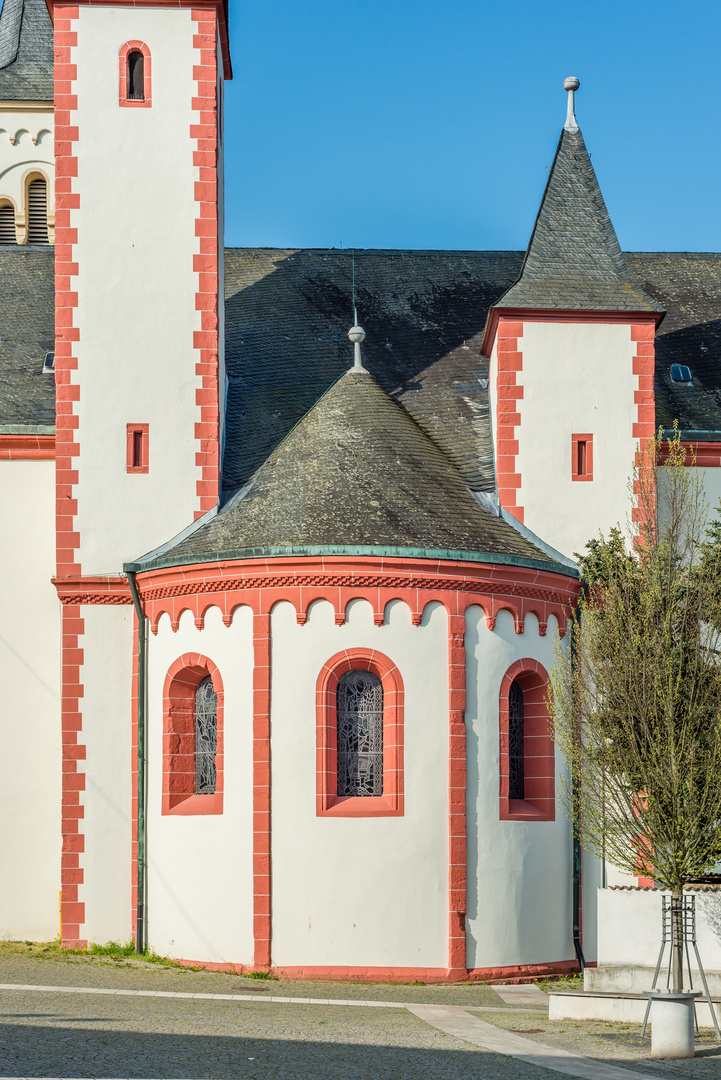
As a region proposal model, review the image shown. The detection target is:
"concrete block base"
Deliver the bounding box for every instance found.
[550,989,720,1030]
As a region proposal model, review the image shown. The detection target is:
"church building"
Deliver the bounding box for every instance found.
[2,0,721,980]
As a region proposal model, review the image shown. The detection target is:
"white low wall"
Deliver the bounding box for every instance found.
[590,887,721,993]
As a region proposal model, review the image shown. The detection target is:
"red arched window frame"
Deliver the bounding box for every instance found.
[163,653,223,815]
[499,659,555,822]
[316,648,404,817]
[119,41,152,108]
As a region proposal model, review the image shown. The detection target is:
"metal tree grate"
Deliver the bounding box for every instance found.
[641,893,721,1041]
[337,670,383,797]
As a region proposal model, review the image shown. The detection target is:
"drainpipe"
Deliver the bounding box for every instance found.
[570,588,586,973]
[127,570,146,955]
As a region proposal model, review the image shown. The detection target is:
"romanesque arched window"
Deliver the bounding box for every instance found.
[508,678,524,799]
[336,669,383,797]
[0,203,16,244]
[27,179,48,244]
[127,50,145,100]
[499,660,555,822]
[195,675,217,794]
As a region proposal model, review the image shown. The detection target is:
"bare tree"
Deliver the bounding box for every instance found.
[551,433,721,991]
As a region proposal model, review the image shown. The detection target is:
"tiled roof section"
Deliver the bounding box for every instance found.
[625,252,721,435]
[0,245,54,428]
[497,128,663,313]
[223,248,523,497]
[151,366,558,566]
[0,0,54,101]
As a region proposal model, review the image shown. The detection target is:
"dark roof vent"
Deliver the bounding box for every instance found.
[42,351,54,373]
[669,364,693,386]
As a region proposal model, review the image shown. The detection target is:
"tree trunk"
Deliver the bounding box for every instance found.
[671,887,684,993]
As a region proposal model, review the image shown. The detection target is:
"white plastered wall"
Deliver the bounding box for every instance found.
[0,460,61,939]
[0,107,54,243]
[271,598,449,969]
[465,607,577,968]
[73,7,202,574]
[146,605,254,964]
[80,605,133,944]
[516,322,637,560]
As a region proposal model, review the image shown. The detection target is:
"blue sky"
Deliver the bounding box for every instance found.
[224,0,721,253]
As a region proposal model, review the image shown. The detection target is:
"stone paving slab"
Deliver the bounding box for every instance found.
[492,983,552,1007]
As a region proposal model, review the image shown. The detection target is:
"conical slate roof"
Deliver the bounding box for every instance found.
[0,0,54,101]
[133,365,567,572]
[496,126,663,313]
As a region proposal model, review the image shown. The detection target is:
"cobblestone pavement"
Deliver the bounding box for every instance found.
[2,948,721,1078]
[0,985,560,1080]
[481,1007,721,1078]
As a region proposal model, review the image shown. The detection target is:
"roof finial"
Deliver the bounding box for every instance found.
[564,76,580,132]
[348,323,366,370]
[349,251,366,369]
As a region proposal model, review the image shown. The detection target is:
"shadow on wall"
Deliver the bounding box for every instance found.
[222,248,524,500]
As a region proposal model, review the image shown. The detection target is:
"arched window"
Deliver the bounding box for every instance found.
[508,679,524,799]
[0,204,16,244]
[127,50,145,100]
[162,654,223,815]
[195,675,217,794]
[27,179,48,244]
[120,42,151,107]
[337,670,383,796]
[499,660,555,822]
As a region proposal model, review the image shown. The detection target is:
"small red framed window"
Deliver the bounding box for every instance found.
[162,654,224,815]
[119,41,152,108]
[572,433,593,481]
[499,659,555,822]
[126,424,148,473]
[316,648,404,817]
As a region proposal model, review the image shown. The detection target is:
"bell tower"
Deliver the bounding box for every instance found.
[52,0,230,948]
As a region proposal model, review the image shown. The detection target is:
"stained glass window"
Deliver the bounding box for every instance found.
[337,670,383,797]
[195,676,217,794]
[508,679,524,800]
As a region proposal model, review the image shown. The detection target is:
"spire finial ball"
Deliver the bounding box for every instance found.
[564,76,580,92]
[349,325,366,344]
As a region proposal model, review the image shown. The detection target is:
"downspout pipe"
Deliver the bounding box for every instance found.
[127,570,146,956]
[571,586,587,972]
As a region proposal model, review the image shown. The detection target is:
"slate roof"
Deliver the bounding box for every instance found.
[133,365,564,572]
[496,127,663,314]
[0,245,54,429]
[625,252,721,435]
[0,0,54,101]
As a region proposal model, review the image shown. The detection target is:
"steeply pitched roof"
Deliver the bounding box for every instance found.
[626,252,721,435]
[496,127,663,313]
[0,0,53,101]
[223,248,521,498]
[0,245,54,429]
[133,365,563,572]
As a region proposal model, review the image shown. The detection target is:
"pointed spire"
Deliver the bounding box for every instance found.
[492,77,663,314]
[564,76,580,132]
[0,0,54,101]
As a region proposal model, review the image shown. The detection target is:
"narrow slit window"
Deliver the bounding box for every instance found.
[127,50,145,100]
[0,204,16,244]
[572,433,593,481]
[508,679,524,800]
[27,179,48,244]
[195,676,218,794]
[337,670,383,796]
[126,424,148,472]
